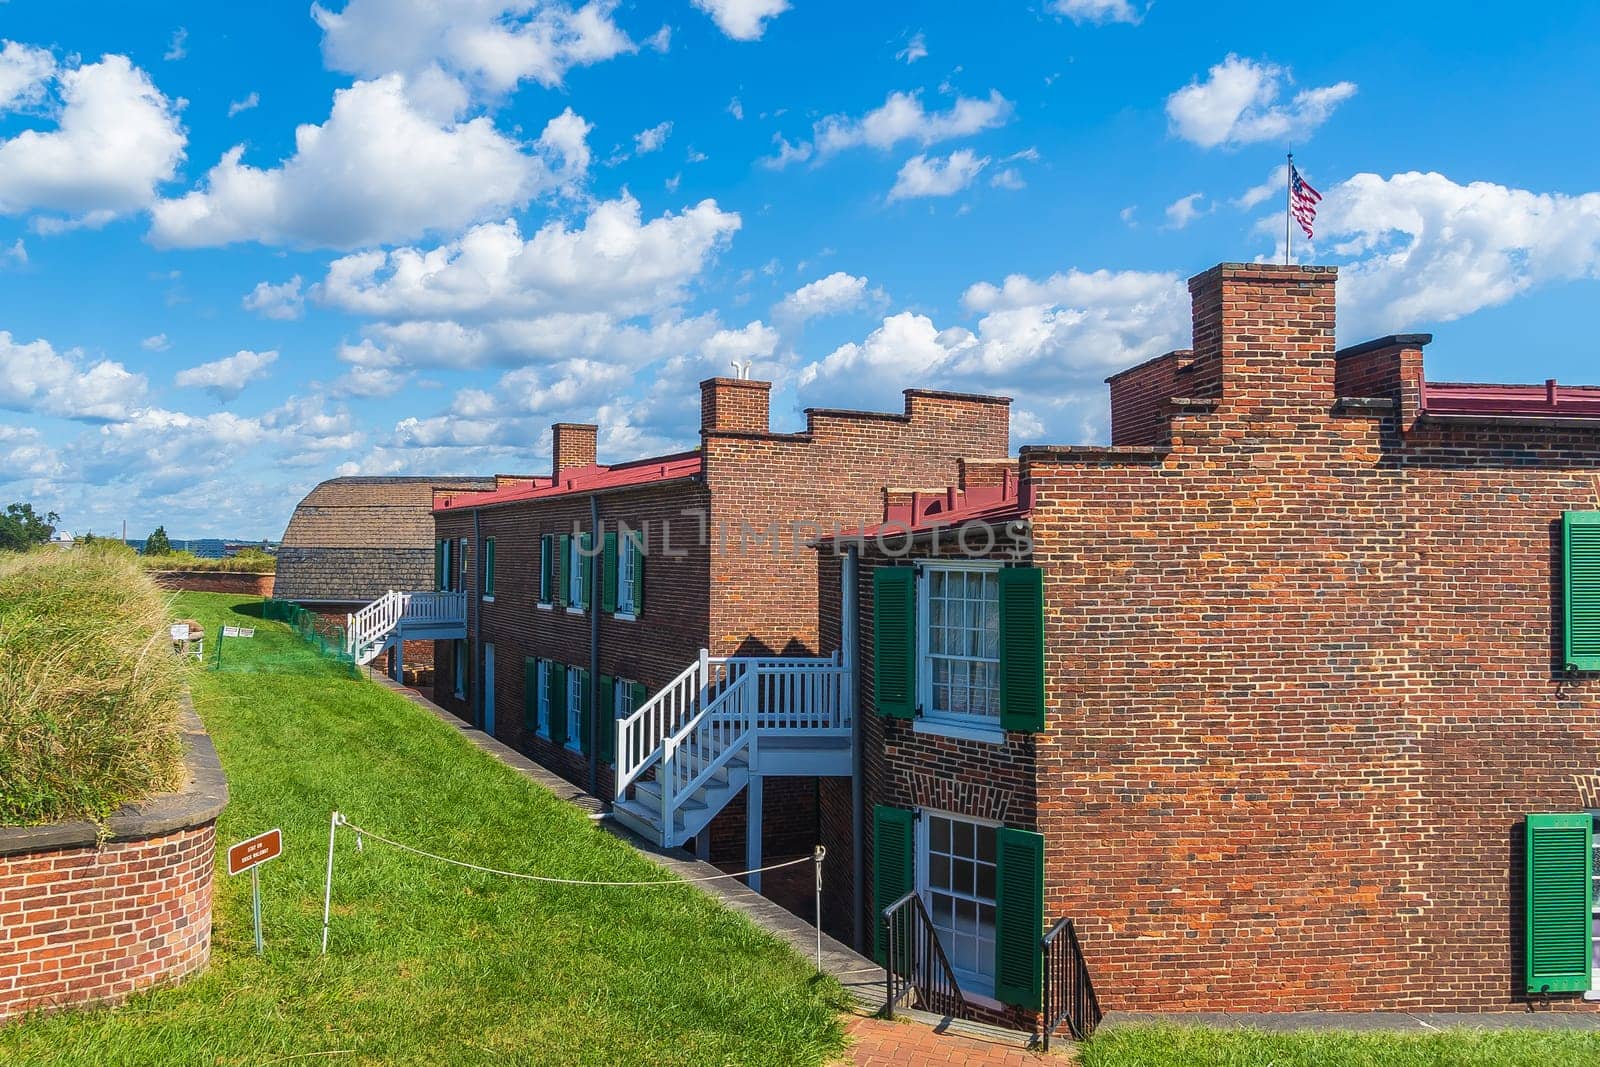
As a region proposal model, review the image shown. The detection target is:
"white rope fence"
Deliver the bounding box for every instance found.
[320,812,829,969]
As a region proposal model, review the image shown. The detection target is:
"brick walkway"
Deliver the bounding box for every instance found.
[843,1016,1062,1065]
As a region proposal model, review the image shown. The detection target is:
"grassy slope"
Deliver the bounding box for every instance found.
[1,592,845,1067]
[1083,1023,1600,1067]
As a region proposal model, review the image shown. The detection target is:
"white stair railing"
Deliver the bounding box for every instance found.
[345,590,469,663]
[659,670,756,846]
[347,590,406,658]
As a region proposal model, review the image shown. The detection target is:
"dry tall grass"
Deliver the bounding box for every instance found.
[0,545,185,826]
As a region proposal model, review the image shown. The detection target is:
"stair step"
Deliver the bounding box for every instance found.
[632,779,715,812]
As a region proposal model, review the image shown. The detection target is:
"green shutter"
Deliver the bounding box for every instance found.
[523,658,537,729]
[434,539,444,590]
[599,674,615,765]
[549,662,568,746]
[1526,812,1593,993]
[872,805,915,963]
[873,567,916,719]
[630,680,647,709]
[631,537,645,616]
[998,567,1046,732]
[1565,512,1600,671]
[602,531,618,614]
[579,533,593,610]
[484,538,495,597]
[539,534,551,603]
[554,534,569,608]
[994,826,1045,1009]
[577,668,592,756]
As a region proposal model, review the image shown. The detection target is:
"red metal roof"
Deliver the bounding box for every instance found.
[1421,379,1600,421]
[434,452,702,512]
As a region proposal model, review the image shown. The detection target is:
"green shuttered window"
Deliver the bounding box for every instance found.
[483,538,495,598]
[602,532,619,614]
[993,827,1045,1009]
[539,534,553,604]
[522,658,537,730]
[873,568,916,719]
[434,539,444,590]
[548,662,567,747]
[1565,512,1600,671]
[873,805,915,963]
[1526,812,1593,994]
[554,533,569,608]
[998,567,1045,732]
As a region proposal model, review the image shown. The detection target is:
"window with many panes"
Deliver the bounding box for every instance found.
[566,667,583,752]
[921,812,998,990]
[918,563,1002,729]
[535,660,550,737]
[616,536,637,616]
[615,677,636,720]
[568,535,585,610]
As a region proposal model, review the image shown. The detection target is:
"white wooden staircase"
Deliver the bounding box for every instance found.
[345,590,468,666]
[612,652,852,857]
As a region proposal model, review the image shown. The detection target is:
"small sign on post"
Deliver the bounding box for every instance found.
[228,828,282,955]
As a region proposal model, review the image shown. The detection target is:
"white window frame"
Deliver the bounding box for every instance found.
[565,667,584,753]
[616,535,637,619]
[917,808,1002,1004]
[567,534,586,614]
[535,660,551,738]
[915,559,1004,742]
[481,537,495,602]
[1589,811,1600,998]
[459,538,469,594]
[615,676,637,720]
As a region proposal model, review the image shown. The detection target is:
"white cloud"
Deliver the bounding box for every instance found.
[228,91,259,117]
[817,89,1011,160]
[0,40,56,112]
[691,0,790,41]
[1235,164,1287,209]
[3,237,25,266]
[990,168,1024,190]
[1051,0,1144,24]
[727,96,743,120]
[633,120,672,154]
[332,364,409,398]
[1167,55,1356,149]
[243,276,305,320]
[0,424,58,483]
[0,54,186,227]
[896,32,928,64]
[149,77,589,249]
[1164,192,1207,229]
[174,349,279,402]
[759,133,813,169]
[775,272,872,323]
[888,149,988,201]
[141,333,170,351]
[164,28,187,62]
[313,0,636,106]
[798,268,1187,433]
[0,330,149,420]
[317,194,740,320]
[1287,171,1600,340]
[357,311,725,370]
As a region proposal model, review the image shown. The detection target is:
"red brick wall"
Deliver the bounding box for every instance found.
[1107,350,1192,447]
[703,389,1012,657]
[0,824,215,1022]
[150,571,275,597]
[1024,263,1600,1012]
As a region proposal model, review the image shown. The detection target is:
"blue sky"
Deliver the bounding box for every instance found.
[4,0,1600,539]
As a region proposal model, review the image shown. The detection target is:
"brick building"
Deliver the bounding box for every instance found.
[421,380,1011,886]
[816,262,1600,1029]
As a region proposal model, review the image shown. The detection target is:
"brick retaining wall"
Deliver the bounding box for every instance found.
[0,702,228,1023]
[149,571,275,597]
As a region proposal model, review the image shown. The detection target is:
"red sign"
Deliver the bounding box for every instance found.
[227,828,282,876]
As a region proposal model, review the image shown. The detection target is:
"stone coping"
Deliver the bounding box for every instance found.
[0,692,228,857]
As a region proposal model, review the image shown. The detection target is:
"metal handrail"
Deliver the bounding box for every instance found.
[881,890,967,1020]
[1041,917,1101,1048]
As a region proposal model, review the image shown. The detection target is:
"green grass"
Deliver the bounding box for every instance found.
[1,592,846,1067]
[1082,1023,1600,1067]
[0,546,183,825]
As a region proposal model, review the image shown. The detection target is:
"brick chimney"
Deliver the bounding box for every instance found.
[700,377,771,434]
[551,422,597,482]
[1188,263,1337,418]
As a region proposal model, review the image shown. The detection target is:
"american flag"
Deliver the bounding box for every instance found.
[1289,162,1322,239]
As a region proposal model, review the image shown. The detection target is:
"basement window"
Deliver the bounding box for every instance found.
[535,660,550,738]
[920,811,999,995]
[566,667,583,753]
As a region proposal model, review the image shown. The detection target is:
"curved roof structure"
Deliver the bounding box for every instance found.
[275,476,495,605]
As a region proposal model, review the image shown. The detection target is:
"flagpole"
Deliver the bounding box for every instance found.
[1284,152,1292,265]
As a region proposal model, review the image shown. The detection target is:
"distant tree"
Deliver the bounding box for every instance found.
[142,526,174,556]
[0,502,59,552]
